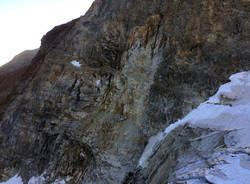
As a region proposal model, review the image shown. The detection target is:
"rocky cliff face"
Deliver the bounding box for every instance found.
[0,0,249,183]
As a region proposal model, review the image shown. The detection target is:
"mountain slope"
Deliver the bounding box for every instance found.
[0,0,249,183]
[0,49,39,75]
[0,49,38,121]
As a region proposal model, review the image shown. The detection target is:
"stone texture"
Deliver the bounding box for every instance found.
[0,0,249,183]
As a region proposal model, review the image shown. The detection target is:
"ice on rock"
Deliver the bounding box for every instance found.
[71,60,81,67]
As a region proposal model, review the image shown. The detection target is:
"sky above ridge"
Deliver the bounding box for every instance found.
[0,0,94,66]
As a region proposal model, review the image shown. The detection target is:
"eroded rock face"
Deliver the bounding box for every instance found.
[0,0,249,183]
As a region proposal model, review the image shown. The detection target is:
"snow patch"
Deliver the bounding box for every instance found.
[28,174,45,184]
[188,71,250,133]
[164,119,186,134]
[71,60,81,67]
[206,153,250,184]
[0,174,23,184]
[138,70,250,168]
[53,179,65,184]
[209,71,250,103]
[138,119,187,168]
[27,172,68,184]
[96,79,101,86]
[138,132,164,168]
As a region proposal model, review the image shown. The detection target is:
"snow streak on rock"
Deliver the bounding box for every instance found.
[205,153,250,184]
[138,132,164,168]
[71,60,81,67]
[0,173,67,184]
[0,174,23,184]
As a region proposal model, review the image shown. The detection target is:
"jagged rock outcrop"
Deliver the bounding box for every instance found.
[129,71,250,184]
[0,0,249,183]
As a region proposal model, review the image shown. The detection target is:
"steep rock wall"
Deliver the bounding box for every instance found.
[0,0,249,183]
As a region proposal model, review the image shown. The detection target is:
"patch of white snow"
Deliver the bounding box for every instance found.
[28,174,45,184]
[71,60,81,67]
[53,178,66,184]
[206,153,250,184]
[96,79,101,86]
[0,174,23,184]
[27,172,68,184]
[138,132,164,168]
[208,71,250,103]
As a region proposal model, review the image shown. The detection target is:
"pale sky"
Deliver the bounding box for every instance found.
[0,0,94,66]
